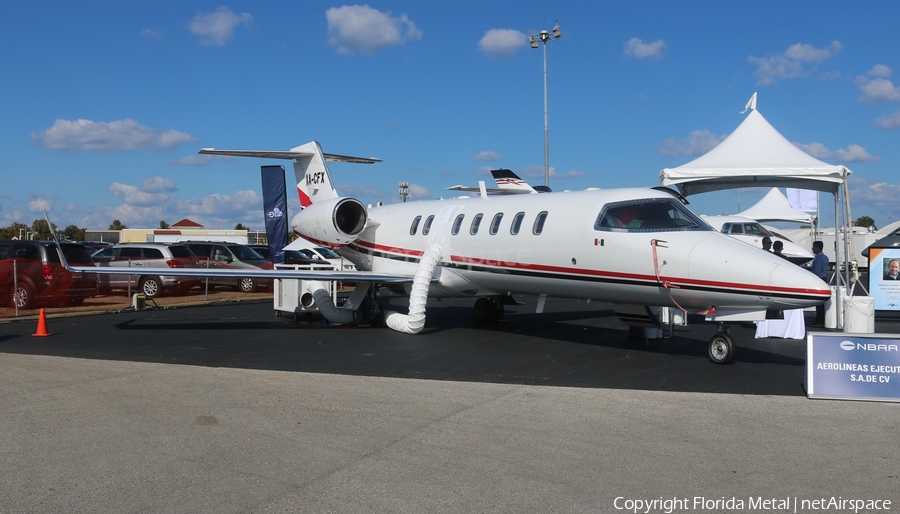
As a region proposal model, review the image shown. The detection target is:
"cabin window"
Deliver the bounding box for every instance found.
[410,215,422,236]
[470,213,483,235]
[489,213,503,235]
[510,212,525,235]
[533,211,548,235]
[451,214,465,235]
[422,215,435,236]
[595,199,708,232]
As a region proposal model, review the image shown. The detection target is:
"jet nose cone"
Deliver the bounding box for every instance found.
[770,262,831,309]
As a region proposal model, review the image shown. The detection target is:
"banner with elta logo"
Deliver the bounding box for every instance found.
[807,333,900,402]
[261,165,288,264]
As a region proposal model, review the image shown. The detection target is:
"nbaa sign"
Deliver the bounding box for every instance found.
[840,340,899,352]
[807,334,900,402]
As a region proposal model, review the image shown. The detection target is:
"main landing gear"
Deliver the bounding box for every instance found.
[473,295,520,324]
[708,324,736,364]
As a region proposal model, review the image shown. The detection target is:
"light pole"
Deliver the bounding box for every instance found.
[530,22,561,189]
[399,182,410,203]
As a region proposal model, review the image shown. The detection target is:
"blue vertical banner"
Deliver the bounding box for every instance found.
[261,165,288,264]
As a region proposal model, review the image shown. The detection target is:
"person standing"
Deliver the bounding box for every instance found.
[761,236,772,252]
[772,240,789,259]
[810,240,829,325]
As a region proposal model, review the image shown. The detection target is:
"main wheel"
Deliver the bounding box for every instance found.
[238,278,256,293]
[474,297,497,323]
[140,276,163,298]
[708,332,736,364]
[13,283,35,310]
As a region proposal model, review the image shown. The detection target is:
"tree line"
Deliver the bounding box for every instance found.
[0,219,252,241]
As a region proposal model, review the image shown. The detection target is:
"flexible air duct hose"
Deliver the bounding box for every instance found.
[384,243,442,334]
[308,280,356,324]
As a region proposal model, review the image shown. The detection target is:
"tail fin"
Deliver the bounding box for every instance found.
[490,169,538,194]
[198,142,381,207]
[291,141,335,208]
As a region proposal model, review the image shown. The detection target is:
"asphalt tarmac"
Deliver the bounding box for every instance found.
[1,295,898,513]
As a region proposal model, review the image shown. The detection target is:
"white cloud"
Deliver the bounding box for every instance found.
[326,5,421,55]
[875,109,900,130]
[833,144,879,163]
[189,6,253,46]
[478,29,527,59]
[794,141,879,162]
[141,176,177,194]
[139,28,165,40]
[473,150,500,161]
[659,130,725,156]
[624,38,666,59]
[868,64,892,78]
[748,41,841,86]
[846,178,900,222]
[784,41,842,63]
[518,165,585,180]
[855,76,900,104]
[407,184,430,200]
[32,119,197,153]
[795,142,831,159]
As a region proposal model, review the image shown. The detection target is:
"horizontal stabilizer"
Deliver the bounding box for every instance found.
[199,148,381,164]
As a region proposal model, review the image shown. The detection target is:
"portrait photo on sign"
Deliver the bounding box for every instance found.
[884,257,900,281]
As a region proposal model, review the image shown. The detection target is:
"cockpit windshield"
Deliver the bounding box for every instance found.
[596,199,710,232]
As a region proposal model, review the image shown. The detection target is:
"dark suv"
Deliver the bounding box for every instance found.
[90,242,201,297]
[0,240,99,309]
[181,242,273,292]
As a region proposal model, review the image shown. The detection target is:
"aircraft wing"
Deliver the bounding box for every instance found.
[64,264,416,284]
[199,148,381,164]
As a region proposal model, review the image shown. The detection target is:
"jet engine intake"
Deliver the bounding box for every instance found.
[292,197,367,247]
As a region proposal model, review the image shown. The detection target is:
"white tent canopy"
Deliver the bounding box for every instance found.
[659,101,851,196]
[736,187,814,224]
[660,93,855,329]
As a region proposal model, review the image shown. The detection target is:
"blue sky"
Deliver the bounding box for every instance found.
[2,1,899,231]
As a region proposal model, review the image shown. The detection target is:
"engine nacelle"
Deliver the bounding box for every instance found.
[291,197,368,248]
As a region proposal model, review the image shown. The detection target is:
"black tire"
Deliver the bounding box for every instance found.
[13,283,35,310]
[708,332,736,364]
[140,276,163,298]
[238,277,256,293]
[474,297,496,323]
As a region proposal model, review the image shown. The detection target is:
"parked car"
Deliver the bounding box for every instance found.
[282,240,358,271]
[90,243,201,297]
[283,250,334,269]
[0,240,99,309]
[247,244,333,269]
[181,241,273,292]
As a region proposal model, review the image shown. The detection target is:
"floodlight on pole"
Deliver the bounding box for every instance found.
[399,182,410,203]
[530,21,561,189]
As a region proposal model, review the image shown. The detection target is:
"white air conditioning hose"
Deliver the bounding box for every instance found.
[384,243,443,334]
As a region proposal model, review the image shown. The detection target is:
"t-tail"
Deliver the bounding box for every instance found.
[198,141,381,208]
[198,141,380,247]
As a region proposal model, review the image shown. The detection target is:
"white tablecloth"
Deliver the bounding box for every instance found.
[754,309,806,339]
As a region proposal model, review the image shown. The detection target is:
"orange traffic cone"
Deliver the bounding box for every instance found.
[33,308,52,337]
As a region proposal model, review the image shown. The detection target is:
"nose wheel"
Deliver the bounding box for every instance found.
[708,330,736,364]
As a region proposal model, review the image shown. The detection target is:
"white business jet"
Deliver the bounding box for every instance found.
[702,215,814,265]
[51,141,830,364]
[447,169,547,195]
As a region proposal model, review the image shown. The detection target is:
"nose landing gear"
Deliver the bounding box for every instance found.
[708,325,736,364]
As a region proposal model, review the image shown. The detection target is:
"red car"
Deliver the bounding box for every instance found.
[0,240,99,309]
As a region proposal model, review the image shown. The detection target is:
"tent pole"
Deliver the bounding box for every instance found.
[834,191,843,330]
[842,177,853,298]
